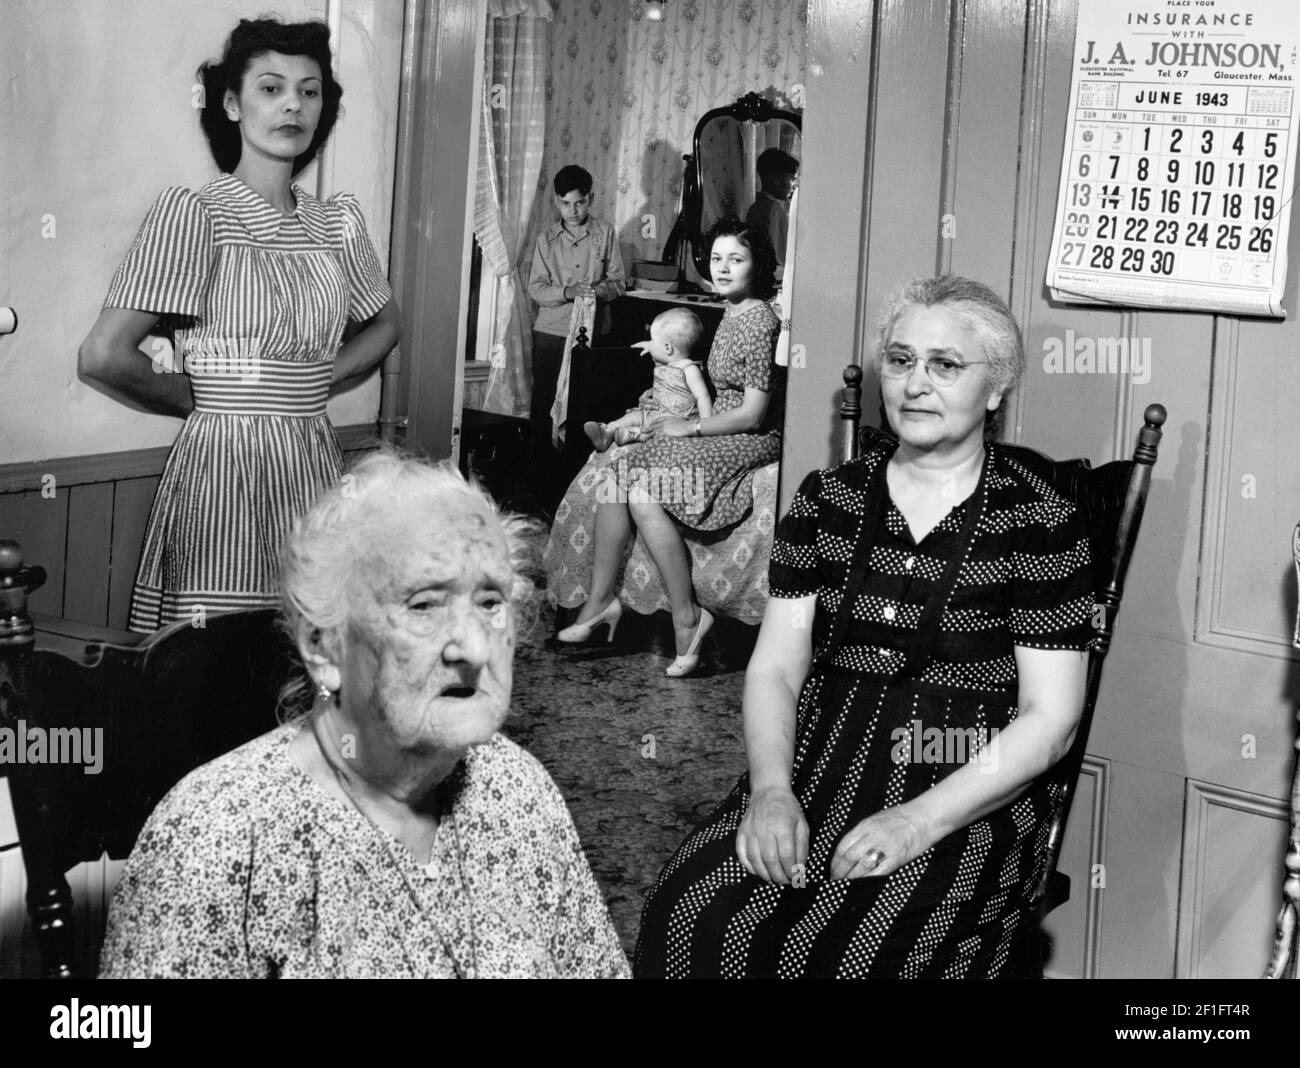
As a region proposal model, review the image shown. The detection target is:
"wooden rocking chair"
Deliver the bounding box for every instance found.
[840,366,1167,977]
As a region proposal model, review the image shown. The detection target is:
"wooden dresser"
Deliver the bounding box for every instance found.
[606,290,726,352]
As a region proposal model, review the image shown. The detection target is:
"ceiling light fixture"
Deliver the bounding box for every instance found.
[645,1,668,22]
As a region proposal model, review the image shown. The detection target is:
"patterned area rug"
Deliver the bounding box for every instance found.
[501,507,754,958]
[503,642,748,959]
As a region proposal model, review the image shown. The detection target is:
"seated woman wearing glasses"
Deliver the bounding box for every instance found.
[634,276,1095,978]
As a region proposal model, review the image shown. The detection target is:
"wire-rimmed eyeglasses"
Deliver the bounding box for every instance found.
[880,350,987,387]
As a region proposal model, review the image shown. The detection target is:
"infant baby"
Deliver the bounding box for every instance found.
[584,308,713,451]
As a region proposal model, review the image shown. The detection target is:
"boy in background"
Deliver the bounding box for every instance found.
[526,164,626,508]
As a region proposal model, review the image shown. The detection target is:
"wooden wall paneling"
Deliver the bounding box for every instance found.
[0,448,172,496]
[947,0,1024,290]
[1096,759,1183,977]
[836,0,951,459]
[1198,326,1300,660]
[388,0,487,462]
[862,0,950,325]
[1003,0,1052,447]
[1115,308,1210,647]
[63,482,114,626]
[1042,756,1109,978]
[0,428,376,632]
[1176,780,1291,978]
[780,0,880,502]
[18,488,67,617]
[1087,628,1295,803]
[0,493,23,545]
[106,477,158,631]
[1014,0,1121,465]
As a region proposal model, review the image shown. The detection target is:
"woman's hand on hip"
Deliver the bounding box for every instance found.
[643,415,696,439]
[830,807,929,880]
[736,785,809,884]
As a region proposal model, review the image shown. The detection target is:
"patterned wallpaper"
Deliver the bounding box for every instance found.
[537,0,807,276]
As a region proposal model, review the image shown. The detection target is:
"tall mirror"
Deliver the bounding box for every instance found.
[677,92,802,284]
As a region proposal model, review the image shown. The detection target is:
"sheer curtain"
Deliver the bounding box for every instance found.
[473,0,553,416]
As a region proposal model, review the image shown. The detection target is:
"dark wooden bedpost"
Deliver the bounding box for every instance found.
[0,541,78,977]
[1264,521,1300,979]
[841,364,863,463]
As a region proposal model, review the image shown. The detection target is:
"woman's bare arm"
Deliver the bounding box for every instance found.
[831,646,1088,878]
[682,363,713,418]
[330,297,401,392]
[737,594,816,883]
[78,307,193,417]
[647,385,768,438]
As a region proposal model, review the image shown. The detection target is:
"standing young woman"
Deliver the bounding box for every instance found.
[557,217,784,676]
[79,18,400,631]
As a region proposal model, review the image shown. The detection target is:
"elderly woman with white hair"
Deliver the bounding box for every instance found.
[634,276,1096,978]
[100,451,629,978]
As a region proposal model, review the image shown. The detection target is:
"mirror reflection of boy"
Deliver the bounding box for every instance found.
[526,164,626,508]
[584,309,712,451]
[744,148,799,280]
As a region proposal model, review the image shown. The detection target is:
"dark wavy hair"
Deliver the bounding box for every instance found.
[704,216,778,301]
[553,164,593,198]
[197,18,343,176]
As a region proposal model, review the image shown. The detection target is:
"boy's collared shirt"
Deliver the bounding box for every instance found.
[528,215,626,336]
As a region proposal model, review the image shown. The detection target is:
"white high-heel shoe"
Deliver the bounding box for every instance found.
[666,608,713,678]
[557,598,623,644]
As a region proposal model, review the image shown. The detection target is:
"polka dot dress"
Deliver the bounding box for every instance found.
[633,441,1096,978]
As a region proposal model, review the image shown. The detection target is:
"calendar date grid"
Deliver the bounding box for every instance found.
[1057,106,1286,282]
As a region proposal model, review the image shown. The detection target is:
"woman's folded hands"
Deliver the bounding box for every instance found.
[737,786,934,884]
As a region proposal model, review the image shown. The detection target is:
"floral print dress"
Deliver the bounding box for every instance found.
[100,727,630,979]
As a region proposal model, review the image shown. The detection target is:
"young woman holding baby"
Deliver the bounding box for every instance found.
[558,217,785,677]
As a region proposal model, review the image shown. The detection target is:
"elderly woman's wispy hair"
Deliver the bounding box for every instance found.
[874,276,1025,441]
[276,447,537,722]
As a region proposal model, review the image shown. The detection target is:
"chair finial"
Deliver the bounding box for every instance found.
[0,540,46,648]
[1135,404,1167,466]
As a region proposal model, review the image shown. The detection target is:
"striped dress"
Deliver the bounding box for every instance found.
[102,174,392,631]
[633,441,1097,978]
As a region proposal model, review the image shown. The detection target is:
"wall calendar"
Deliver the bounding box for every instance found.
[1046,0,1299,317]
